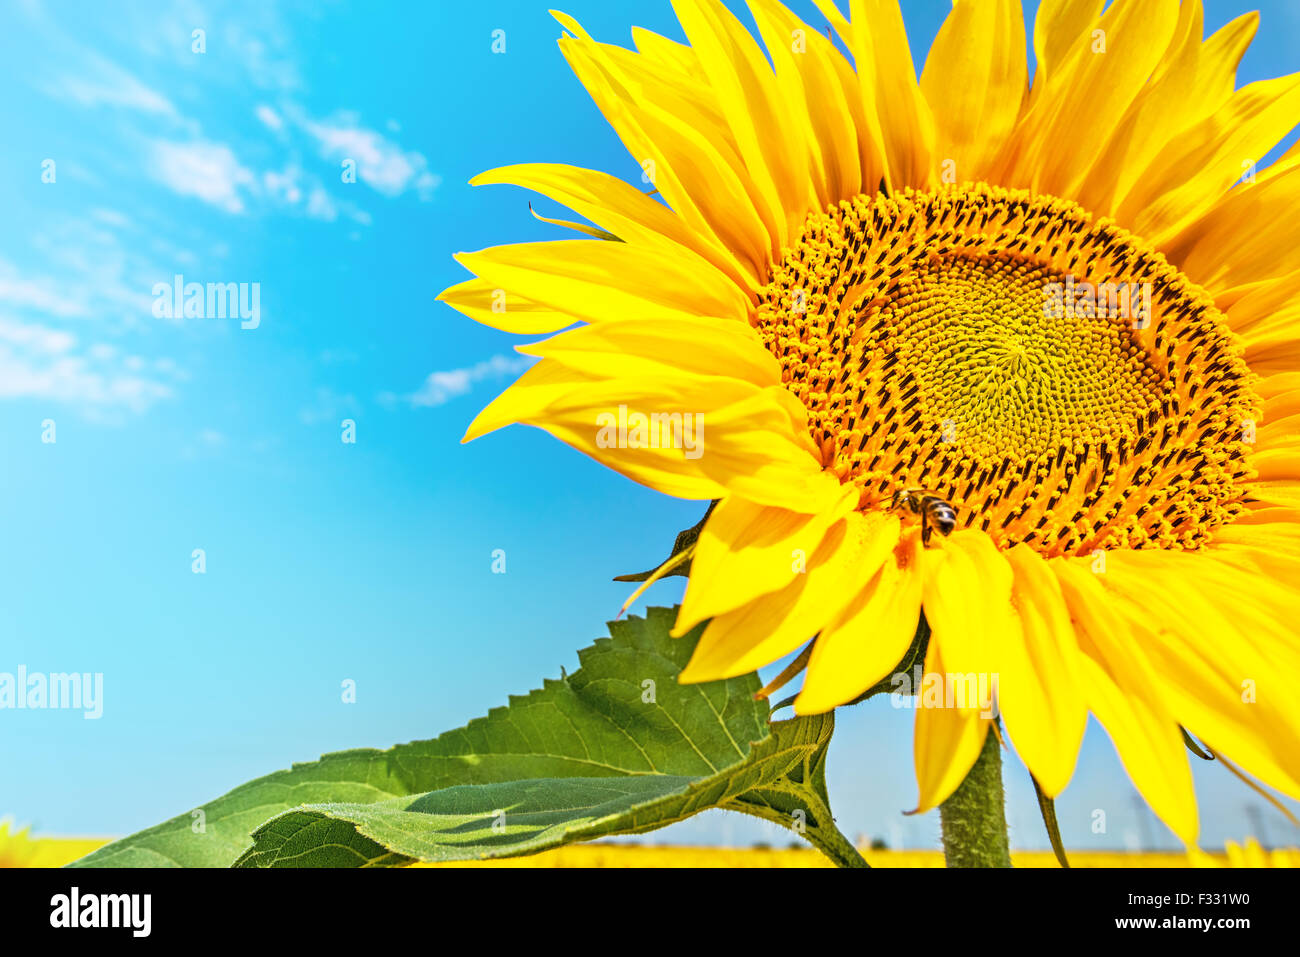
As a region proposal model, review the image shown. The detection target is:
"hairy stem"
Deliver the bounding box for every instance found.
[938,725,1011,868]
[805,797,871,868]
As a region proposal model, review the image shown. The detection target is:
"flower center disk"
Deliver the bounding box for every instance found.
[754,185,1259,557]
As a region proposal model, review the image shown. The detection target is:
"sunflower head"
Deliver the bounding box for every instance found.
[757,184,1258,557]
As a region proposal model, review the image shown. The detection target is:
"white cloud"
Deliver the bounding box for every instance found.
[0,220,190,418]
[261,166,349,223]
[302,116,439,199]
[0,341,171,413]
[90,208,132,229]
[305,187,337,222]
[0,270,90,318]
[27,220,157,323]
[255,104,285,131]
[402,355,534,409]
[0,317,76,353]
[225,23,301,93]
[263,165,303,204]
[46,54,177,116]
[150,140,255,214]
[153,356,186,379]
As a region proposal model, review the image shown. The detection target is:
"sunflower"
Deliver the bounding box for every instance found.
[441,0,1300,845]
[0,820,36,868]
[1192,838,1300,868]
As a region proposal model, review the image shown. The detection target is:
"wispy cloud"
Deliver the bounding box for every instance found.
[0,320,174,414]
[300,114,440,199]
[0,317,76,353]
[299,387,359,426]
[43,53,177,117]
[27,219,159,323]
[0,215,188,419]
[305,187,338,222]
[262,164,304,204]
[394,355,535,409]
[255,103,285,132]
[0,269,91,318]
[91,0,301,95]
[89,208,132,229]
[259,162,360,223]
[150,130,374,224]
[150,139,257,214]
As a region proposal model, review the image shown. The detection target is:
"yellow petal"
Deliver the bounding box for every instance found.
[1162,163,1300,292]
[453,239,749,327]
[669,0,817,246]
[920,529,1015,700]
[911,638,992,814]
[999,546,1087,797]
[675,487,859,634]
[516,316,781,389]
[1258,371,1300,402]
[1076,650,1199,845]
[998,0,1180,197]
[1032,0,1104,88]
[920,0,1027,184]
[436,278,575,335]
[1077,6,1257,215]
[748,0,862,206]
[680,509,899,681]
[1118,72,1300,247]
[555,16,773,279]
[1254,447,1300,484]
[1100,551,1300,800]
[630,25,703,80]
[471,162,758,295]
[853,0,935,188]
[465,362,838,509]
[1053,559,1199,844]
[796,527,922,714]
[808,0,890,190]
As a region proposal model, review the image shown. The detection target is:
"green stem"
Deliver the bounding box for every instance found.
[805,799,871,868]
[938,725,1011,868]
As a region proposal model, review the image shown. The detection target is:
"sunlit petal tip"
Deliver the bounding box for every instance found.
[677,657,732,684]
[549,9,584,37]
[461,410,497,444]
[668,621,693,640]
[790,691,834,718]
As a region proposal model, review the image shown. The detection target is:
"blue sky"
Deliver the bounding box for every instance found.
[1,0,1297,854]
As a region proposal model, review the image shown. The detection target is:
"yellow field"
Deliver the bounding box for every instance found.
[0,828,1225,869]
[420,845,1200,868]
[0,834,108,868]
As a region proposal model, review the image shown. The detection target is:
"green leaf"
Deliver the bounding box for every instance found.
[233,713,856,867]
[72,607,863,868]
